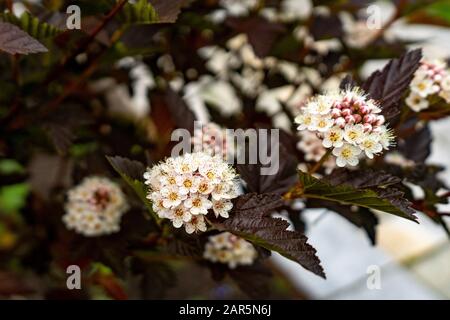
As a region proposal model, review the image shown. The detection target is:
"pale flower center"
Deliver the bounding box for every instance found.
[341,149,352,159]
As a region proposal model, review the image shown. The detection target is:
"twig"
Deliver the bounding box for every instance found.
[42,0,128,86]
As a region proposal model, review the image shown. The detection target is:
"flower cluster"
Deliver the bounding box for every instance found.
[192,122,230,159]
[295,87,394,167]
[144,152,239,234]
[406,59,450,112]
[63,177,129,237]
[203,232,257,268]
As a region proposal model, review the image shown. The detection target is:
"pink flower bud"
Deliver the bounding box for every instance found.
[353,114,362,123]
[363,123,372,132]
[363,114,375,124]
[331,108,341,118]
[335,117,346,128]
[345,115,355,124]
[359,105,371,115]
[375,115,385,126]
[372,126,381,133]
[341,108,352,117]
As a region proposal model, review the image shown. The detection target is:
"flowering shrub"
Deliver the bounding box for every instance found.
[1,0,450,300]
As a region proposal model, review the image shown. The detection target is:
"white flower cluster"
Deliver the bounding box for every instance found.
[295,87,394,167]
[203,232,257,268]
[144,152,239,234]
[192,122,230,159]
[63,177,129,237]
[406,60,450,112]
[210,0,310,23]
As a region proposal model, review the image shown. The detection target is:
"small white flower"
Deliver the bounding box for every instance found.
[312,115,334,132]
[308,96,332,115]
[439,90,450,103]
[411,77,436,98]
[295,112,314,130]
[161,185,187,208]
[343,124,364,145]
[185,215,207,234]
[184,195,212,215]
[175,174,199,194]
[332,143,361,167]
[169,206,192,228]
[212,199,233,218]
[406,93,429,112]
[440,75,450,91]
[360,134,383,159]
[322,126,344,148]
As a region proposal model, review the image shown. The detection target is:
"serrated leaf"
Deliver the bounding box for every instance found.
[362,49,422,121]
[310,199,378,245]
[298,170,417,221]
[149,0,188,23]
[0,21,48,55]
[106,155,159,222]
[117,0,159,25]
[215,193,325,278]
[237,127,298,195]
[1,12,61,40]
[397,123,431,163]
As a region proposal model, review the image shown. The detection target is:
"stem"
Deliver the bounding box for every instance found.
[309,149,332,174]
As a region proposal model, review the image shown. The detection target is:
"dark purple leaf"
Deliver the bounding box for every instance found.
[0,22,48,55]
[362,49,422,121]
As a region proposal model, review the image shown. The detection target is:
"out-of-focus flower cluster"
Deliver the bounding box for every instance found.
[210,0,310,23]
[203,232,257,268]
[295,87,395,167]
[297,131,336,173]
[63,177,129,237]
[406,59,450,112]
[144,152,239,234]
[192,122,230,159]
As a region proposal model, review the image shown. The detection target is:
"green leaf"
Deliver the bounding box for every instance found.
[297,170,417,221]
[106,155,160,223]
[1,12,61,40]
[215,193,325,278]
[0,183,30,214]
[117,0,159,25]
[0,159,25,175]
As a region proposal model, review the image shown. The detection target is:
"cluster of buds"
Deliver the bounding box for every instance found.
[191,122,230,159]
[63,177,129,237]
[406,59,450,112]
[144,152,239,234]
[203,232,257,268]
[295,87,394,167]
